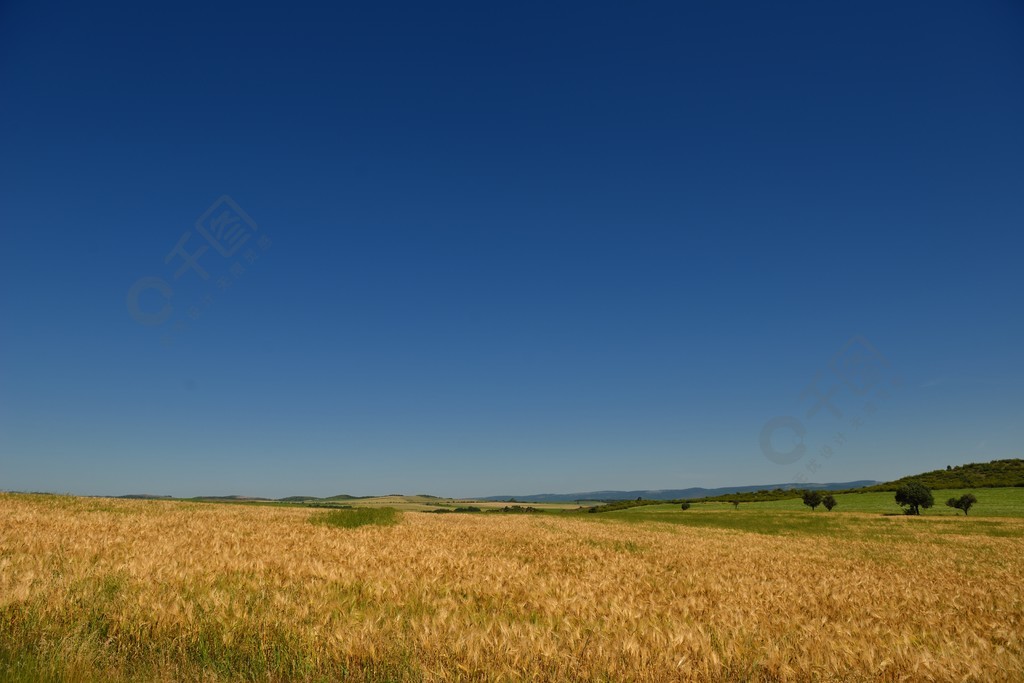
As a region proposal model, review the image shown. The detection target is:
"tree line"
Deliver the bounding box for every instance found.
[798,482,977,516]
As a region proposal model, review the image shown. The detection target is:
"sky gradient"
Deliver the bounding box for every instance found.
[2,0,1023,498]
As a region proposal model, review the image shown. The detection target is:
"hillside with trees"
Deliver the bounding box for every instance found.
[862,459,1024,492]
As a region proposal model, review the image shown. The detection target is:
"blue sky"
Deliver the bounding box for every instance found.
[1,0,1022,498]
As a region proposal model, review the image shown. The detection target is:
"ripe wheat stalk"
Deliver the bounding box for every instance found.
[0,494,1021,681]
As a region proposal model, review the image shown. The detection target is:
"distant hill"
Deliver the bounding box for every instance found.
[114,493,364,503]
[863,459,1024,491]
[479,481,878,503]
[101,460,1023,505]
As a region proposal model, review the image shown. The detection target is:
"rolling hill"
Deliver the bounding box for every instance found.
[861,458,1024,491]
[478,481,878,503]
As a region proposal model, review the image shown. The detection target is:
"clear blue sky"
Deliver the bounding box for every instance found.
[2,0,1022,498]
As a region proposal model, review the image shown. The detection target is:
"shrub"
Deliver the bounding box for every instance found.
[431,506,482,514]
[895,483,933,515]
[310,507,399,529]
[490,505,540,514]
[945,494,977,516]
[802,490,823,511]
[680,502,691,511]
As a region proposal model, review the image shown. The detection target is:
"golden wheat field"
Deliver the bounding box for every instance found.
[1,494,1022,682]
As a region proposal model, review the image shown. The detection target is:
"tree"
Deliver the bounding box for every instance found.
[730,499,740,510]
[946,493,977,516]
[822,494,837,511]
[802,490,824,511]
[895,482,934,515]
[680,502,691,511]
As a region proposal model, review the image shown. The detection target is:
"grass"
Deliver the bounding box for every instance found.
[603,486,1024,517]
[768,486,1024,516]
[310,506,400,528]
[602,506,1024,543]
[1,492,1023,681]
[597,488,1024,540]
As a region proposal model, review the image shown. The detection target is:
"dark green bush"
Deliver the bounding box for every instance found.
[945,494,977,516]
[802,490,823,511]
[310,507,399,528]
[895,483,933,515]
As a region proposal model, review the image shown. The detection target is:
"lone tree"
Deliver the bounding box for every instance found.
[802,490,824,511]
[730,498,740,510]
[895,482,934,515]
[946,493,977,516]
[680,502,691,511]
[822,494,838,511]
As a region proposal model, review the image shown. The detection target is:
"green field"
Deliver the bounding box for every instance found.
[178,486,1024,519]
[684,486,1024,516]
[592,487,1024,539]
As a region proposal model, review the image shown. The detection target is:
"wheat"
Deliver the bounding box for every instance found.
[0,494,1021,681]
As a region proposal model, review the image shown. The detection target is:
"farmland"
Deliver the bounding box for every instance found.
[615,486,1024,521]
[1,492,1022,682]
[183,495,592,513]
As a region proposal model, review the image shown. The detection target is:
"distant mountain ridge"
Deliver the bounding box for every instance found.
[104,460,1023,503]
[478,481,878,503]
